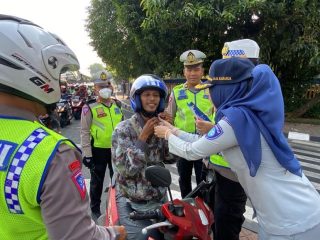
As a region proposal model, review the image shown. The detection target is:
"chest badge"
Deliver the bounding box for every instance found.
[96,107,107,118]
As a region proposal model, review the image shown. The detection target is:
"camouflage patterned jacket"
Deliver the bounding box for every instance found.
[112,113,174,202]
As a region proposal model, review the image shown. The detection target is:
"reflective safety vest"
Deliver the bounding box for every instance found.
[208,113,230,168]
[173,84,213,133]
[89,102,123,148]
[209,153,230,168]
[0,117,76,240]
[173,84,229,167]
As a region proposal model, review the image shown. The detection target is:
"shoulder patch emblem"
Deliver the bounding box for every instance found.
[71,170,86,200]
[206,124,223,140]
[68,160,81,172]
[82,105,89,115]
[0,141,18,171]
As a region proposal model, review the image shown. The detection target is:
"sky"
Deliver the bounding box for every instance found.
[1,0,103,76]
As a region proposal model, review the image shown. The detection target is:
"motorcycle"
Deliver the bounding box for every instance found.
[105,166,214,240]
[57,98,73,128]
[71,96,85,120]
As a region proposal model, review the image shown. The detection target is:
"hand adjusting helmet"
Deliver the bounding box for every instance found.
[130,74,168,116]
[0,15,80,105]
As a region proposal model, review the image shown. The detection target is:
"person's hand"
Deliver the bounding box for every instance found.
[114,226,127,240]
[82,156,93,169]
[158,111,173,124]
[196,118,214,135]
[158,116,175,130]
[139,117,159,142]
[154,125,171,139]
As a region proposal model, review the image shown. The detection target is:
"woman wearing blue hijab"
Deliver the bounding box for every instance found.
[155,57,320,239]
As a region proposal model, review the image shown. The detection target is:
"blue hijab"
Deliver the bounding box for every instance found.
[209,58,302,177]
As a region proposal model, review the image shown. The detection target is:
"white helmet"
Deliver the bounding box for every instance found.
[221,39,260,59]
[0,15,80,104]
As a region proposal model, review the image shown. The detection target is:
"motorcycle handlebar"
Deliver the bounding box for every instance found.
[129,209,164,221]
[184,180,207,199]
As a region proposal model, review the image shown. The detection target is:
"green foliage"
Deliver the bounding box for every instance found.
[86,0,320,111]
[86,0,153,79]
[303,103,320,118]
[89,63,105,78]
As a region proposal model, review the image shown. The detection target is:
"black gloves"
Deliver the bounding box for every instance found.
[83,156,94,169]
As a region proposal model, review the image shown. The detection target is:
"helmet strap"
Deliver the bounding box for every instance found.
[140,108,158,118]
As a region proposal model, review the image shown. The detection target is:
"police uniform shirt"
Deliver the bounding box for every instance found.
[80,98,118,157]
[0,105,118,240]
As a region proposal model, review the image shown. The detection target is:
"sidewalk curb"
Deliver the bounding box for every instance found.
[284,132,320,143]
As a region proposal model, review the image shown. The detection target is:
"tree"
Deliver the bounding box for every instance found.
[140,0,320,116]
[86,0,153,79]
[86,0,320,115]
[89,63,105,80]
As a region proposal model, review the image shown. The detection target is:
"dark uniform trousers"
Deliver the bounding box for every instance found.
[212,171,247,240]
[90,146,113,214]
[176,156,203,198]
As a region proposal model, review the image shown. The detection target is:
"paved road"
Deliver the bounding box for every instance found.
[61,109,320,233]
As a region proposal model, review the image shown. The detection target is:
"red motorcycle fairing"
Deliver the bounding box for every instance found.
[161,197,214,240]
[105,186,119,226]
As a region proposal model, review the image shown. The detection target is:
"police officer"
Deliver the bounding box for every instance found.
[81,71,123,220]
[196,39,260,240]
[0,15,126,240]
[166,50,215,198]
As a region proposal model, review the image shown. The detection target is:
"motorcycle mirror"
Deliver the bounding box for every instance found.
[145,166,171,187]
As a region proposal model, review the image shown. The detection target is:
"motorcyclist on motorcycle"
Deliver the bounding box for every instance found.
[60,85,71,100]
[75,84,88,100]
[111,74,174,240]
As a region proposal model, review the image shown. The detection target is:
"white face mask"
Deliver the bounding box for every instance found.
[99,88,112,99]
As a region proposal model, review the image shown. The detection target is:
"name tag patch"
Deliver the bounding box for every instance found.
[0,141,18,171]
[96,107,107,118]
[68,160,81,172]
[71,170,86,200]
[206,124,223,140]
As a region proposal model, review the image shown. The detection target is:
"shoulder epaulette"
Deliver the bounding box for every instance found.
[86,98,96,105]
[111,97,122,108]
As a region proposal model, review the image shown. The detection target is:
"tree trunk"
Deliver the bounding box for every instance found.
[286,94,320,118]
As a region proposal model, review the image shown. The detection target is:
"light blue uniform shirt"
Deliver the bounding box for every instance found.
[168,118,320,235]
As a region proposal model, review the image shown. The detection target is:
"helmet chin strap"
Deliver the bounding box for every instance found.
[141,108,158,118]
